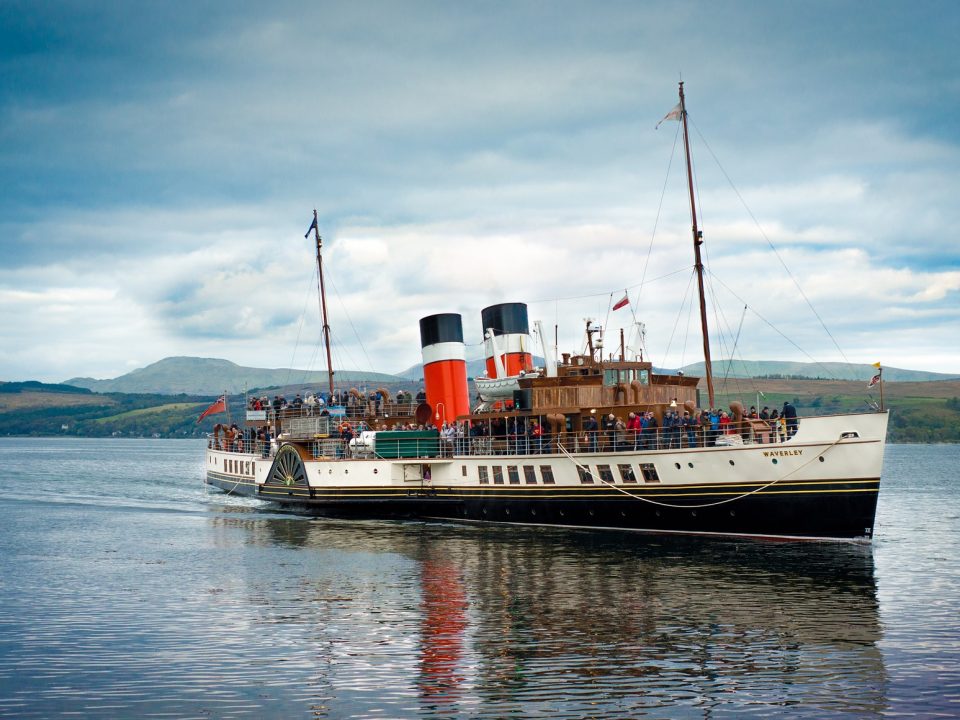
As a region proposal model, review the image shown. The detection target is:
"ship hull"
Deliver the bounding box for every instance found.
[205,411,886,542]
[207,472,878,541]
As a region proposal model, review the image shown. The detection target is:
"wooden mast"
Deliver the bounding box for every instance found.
[311,209,335,397]
[678,82,715,409]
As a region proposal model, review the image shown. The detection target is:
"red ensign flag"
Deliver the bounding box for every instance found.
[196,395,226,424]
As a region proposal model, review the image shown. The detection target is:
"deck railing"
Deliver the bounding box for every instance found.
[210,420,798,461]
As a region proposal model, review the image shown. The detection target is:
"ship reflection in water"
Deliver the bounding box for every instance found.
[208,512,885,718]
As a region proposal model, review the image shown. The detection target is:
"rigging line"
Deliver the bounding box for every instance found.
[639,120,683,297]
[556,434,847,509]
[679,277,696,369]
[286,264,320,388]
[702,270,744,402]
[706,269,850,380]
[324,263,376,374]
[723,305,748,384]
[526,266,691,305]
[661,268,697,365]
[603,293,615,352]
[689,118,856,379]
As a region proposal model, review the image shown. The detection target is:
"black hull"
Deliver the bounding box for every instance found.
[205,474,879,541]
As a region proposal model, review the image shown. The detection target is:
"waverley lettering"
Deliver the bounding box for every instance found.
[762,449,803,457]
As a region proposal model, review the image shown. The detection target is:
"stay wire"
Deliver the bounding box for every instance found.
[286,263,320,388]
[707,269,850,379]
[688,118,856,379]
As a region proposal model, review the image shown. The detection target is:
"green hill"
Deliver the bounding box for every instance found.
[678,359,956,383]
[65,357,405,396]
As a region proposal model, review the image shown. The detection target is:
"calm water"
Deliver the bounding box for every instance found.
[0,440,957,718]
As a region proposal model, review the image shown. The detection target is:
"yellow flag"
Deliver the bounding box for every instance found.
[872,361,882,369]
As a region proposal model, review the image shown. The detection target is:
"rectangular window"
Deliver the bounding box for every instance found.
[577,465,594,484]
[603,369,618,386]
[639,369,650,385]
[507,465,520,484]
[492,466,504,484]
[597,464,614,484]
[462,465,467,477]
[478,466,489,484]
[523,465,537,484]
[640,463,660,483]
[618,464,637,483]
[540,465,555,484]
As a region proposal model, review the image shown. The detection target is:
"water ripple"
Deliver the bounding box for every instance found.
[0,439,957,717]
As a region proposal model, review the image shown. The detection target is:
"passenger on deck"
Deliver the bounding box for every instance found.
[338,423,354,458]
[527,419,543,455]
[627,412,641,450]
[758,406,771,443]
[683,411,698,448]
[719,410,732,435]
[707,408,720,446]
[783,401,799,438]
[603,413,617,451]
[584,413,599,452]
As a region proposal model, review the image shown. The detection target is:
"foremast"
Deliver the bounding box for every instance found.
[310,209,335,397]
[678,82,715,409]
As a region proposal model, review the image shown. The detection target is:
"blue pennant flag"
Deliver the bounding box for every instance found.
[305,216,318,238]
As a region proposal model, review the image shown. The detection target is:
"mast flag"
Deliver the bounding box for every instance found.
[656,102,682,129]
[305,216,318,239]
[613,293,630,311]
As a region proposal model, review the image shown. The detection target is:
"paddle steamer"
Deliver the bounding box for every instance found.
[205,83,887,541]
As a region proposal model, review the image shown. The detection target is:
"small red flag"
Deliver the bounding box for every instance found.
[196,395,226,423]
[612,294,629,311]
[867,373,881,388]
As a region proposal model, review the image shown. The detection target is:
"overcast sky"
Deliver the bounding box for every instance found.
[2,0,958,383]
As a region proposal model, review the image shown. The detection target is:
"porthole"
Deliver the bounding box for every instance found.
[691,510,697,517]
[328,469,333,474]
[559,510,565,517]
[819,457,825,463]
[589,509,595,516]
[505,508,510,515]
[531,509,537,516]
[729,510,736,517]
[373,468,378,474]
[687,462,694,468]
[621,511,626,517]
[655,510,661,517]
[483,508,488,515]
[345,469,349,474]
[772,458,778,465]
[674,462,681,470]
[729,460,735,466]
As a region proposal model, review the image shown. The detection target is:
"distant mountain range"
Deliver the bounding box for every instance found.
[56,356,959,397]
[677,360,957,383]
[65,357,404,396]
[396,357,547,381]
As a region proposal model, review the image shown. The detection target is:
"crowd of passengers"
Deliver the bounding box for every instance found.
[222,400,799,457]
[247,388,427,417]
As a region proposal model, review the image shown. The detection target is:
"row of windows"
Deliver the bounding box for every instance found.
[476,464,555,485]
[473,462,660,485]
[576,463,660,484]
